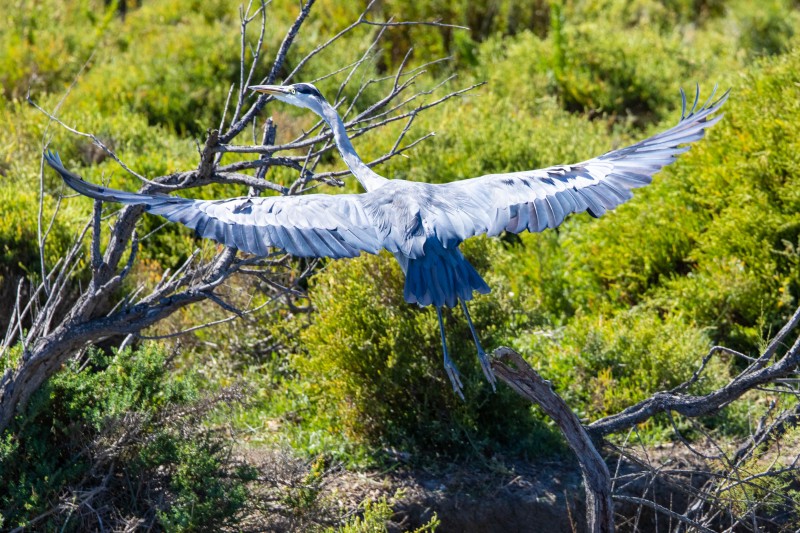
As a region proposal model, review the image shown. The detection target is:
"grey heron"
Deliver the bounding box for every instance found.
[44,83,728,398]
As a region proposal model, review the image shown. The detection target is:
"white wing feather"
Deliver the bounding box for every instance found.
[431,87,729,241]
[45,151,382,259]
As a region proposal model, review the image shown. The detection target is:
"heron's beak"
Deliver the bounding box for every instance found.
[249,85,291,95]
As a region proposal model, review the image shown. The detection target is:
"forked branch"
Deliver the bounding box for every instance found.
[491,347,614,533]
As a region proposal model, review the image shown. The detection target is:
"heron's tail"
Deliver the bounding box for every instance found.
[404,241,490,308]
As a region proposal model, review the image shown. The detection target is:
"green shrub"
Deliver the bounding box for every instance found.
[0,183,81,275]
[0,345,250,531]
[289,238,561,460]
[0,0,243,134]
[330,495,440,533]
[519,307,727,418]
[0,0,117,102]
[737,0,798,58]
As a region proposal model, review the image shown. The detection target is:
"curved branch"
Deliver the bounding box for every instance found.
[491,347,614,533]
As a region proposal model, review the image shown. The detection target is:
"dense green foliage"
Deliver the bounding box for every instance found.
[290,239,562,458]
[0,346,251,531]
[328,496,439,533]
[2,0,800,526]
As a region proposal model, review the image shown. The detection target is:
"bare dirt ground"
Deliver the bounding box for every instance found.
[323,443,710,532]
[239,437,799,532]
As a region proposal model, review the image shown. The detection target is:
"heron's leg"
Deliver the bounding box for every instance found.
[436,306,464,400]
[460,300,497,391]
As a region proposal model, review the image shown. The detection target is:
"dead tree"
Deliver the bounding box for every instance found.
[492,304,800,532]
[0,0,472,433]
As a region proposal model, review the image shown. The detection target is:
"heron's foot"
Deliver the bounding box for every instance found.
[476,346,497,392]
[444,356,465,400]
[459,299,496,392]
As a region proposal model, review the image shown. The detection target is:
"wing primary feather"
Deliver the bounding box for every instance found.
[515,201,531,232]
[555,189,576,215]
[223,224,237,250]
[232,223,248,252]
[299,228,325,257]
[166,203,192,222]
[262,225,280,249]
[702,83,719,110]
[564,188,587,212]
[533,198,550,232]
[177,209,202,229]
[526,203,540,232]
[200,217,216,241]
[306,228,337,257]
[288,227,314,257]
[595,181,630,204]
[194,216,209,239]
[240,224,257,255]
[577,188,606,217]
[690,83,700,116]
[590,183,618,209]
[614,171,652,185]
[273,226,294,255]
[680,87,687,120]
[544,197,557,228]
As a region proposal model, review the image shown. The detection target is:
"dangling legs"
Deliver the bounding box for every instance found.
[460,300,496,391]
[436,306,464,400]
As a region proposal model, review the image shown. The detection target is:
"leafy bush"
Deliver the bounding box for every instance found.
[0,345,251,531]
[288,239,562,460]
[0,1,116,103]
[736,0,798,58]
[330,495,440,533]
[519,307,726,418]
[0,184,80,275]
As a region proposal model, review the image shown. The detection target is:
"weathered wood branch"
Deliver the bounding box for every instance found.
[491,347,614,533]
[489,302,800,533]
[587,304,800,439]
[220,0,316,144]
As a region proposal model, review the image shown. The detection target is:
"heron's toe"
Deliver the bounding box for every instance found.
[444,359,465,400]
[477,348,497,392]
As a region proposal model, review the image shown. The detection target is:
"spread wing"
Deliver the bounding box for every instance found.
[429,86,729,243]
[44,151,381,259]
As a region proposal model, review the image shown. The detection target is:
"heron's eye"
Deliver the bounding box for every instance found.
[289,87,296,94]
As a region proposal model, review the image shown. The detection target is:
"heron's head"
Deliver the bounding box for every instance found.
[249,83,327,114]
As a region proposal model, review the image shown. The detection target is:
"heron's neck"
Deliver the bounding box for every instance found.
[320,105,387,192]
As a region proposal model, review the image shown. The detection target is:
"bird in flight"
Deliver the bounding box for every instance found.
[45,83,728,398]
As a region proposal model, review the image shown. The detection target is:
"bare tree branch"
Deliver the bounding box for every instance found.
[491,347,614,533]
[485,301,800,532]
[587,305,800,439]
[614,495,716,533]
[220,0,316,144]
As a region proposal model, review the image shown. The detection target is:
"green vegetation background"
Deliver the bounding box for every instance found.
[1,0,799,530]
